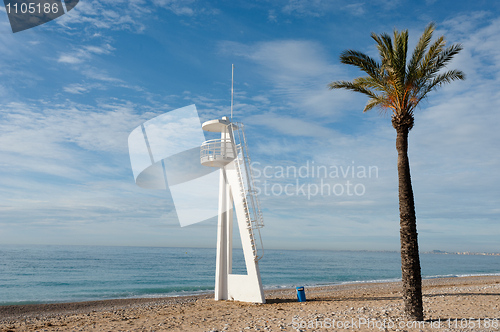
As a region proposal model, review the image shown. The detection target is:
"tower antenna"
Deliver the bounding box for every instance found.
[231,64,234,121]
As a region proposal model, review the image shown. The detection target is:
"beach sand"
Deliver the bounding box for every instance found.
[1,276,499,332]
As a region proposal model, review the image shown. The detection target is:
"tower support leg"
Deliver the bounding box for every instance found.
[215,168,233,300]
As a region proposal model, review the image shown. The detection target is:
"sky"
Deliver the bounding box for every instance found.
[0,0,499,252]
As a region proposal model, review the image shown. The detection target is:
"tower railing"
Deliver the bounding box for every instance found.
[200,138,235,164]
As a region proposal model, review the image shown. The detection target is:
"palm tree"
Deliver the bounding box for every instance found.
[329,23,464,321]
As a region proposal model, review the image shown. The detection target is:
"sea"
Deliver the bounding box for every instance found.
[0,245,499,306]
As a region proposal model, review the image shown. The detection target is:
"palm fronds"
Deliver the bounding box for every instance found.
[329,22,465,122]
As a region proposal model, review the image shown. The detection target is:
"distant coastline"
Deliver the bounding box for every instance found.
[298,249,500,256]
[424,249,500,256]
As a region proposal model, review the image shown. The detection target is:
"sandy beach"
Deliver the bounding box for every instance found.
[1,276,499,332]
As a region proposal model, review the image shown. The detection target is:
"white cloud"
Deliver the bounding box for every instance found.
[152,0,220,16]
[248,113,339,139]
[55,0,146,33]
[343,3,364,16]
[58,55,83,64]
[219,39,358,119]
[281,0,367,17]
[55,43,129,89]
[268,10,277,22]
[282,0,332,17]
[57,44,114,64]
[153,0,195,15]
[237,40,335,79]
[63,83,96,94]
[278,0,401,17]
[0,101,158,162]
[82,68,123,82]
[51,0,222,37]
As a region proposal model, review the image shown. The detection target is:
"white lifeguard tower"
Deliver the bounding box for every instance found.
[200,116,266,303]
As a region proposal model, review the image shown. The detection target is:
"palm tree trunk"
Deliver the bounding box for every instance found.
[396,127,424,321]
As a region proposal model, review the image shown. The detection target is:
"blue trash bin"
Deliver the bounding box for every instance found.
[296,286,306,302]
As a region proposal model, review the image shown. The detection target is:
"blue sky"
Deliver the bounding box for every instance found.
[0,0,499,252]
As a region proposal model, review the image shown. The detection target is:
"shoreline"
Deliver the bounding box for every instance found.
[3,271,499,309]
[1,275,500,331]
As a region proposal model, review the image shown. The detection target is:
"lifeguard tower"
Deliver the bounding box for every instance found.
[200,116,266,303]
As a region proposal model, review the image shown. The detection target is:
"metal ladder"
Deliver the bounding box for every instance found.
[229,122,264,261]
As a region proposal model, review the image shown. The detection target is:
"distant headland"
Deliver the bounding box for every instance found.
[425,250,500,256]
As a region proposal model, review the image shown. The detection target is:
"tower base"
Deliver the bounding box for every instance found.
[214,162,265,304]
